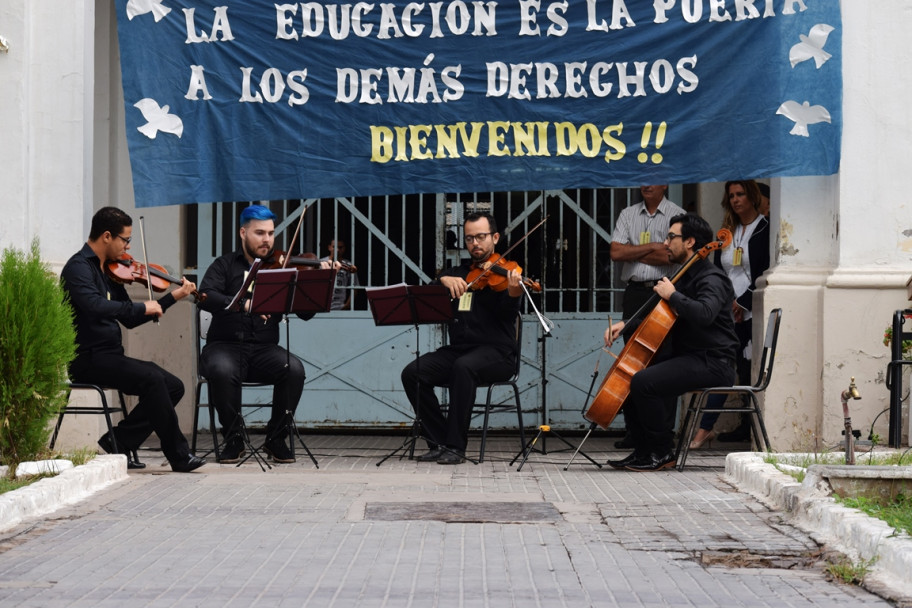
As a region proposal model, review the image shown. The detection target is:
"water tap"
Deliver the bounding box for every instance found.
[842,377,861,402]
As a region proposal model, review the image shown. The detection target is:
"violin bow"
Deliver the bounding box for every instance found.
[464,214,549,291]
[282,204,310,268]
[138,216,158,324]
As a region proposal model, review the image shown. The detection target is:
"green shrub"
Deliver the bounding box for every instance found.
[0,239,77,472]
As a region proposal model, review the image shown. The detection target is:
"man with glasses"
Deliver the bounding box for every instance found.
[400,212,522,464]
[608,185,685,449]
[60,206,205,473]
[602,213,739,471]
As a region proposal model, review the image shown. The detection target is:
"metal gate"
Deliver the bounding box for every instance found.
[188,186,684,431]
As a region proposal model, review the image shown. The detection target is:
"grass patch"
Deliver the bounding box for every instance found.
[764,450,912,484]
[0,448,96,495]
[62,447,96,468]
[836,493,912,537]
[763,452,912,534]
[0,472,56,494]
[825,555,877,585]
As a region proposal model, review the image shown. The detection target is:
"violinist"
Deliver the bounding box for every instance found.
[400,212,522,464]
[60,207,205,473]
[198,205,336,464]
[603,213,739,471]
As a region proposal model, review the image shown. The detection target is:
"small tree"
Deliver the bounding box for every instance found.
[0,239,76,471]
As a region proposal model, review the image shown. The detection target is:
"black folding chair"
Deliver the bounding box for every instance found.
[675,308,782,471]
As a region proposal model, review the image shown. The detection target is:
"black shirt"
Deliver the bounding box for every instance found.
[438,261,521,353]
[667,257,740,362]
[61,243,175,355]
[199,250,314,344]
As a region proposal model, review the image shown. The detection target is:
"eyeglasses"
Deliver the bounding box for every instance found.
[665,232,682,241]
[114,234,132,245]
[464,233,493,244]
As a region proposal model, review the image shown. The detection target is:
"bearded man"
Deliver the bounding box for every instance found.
[400,212,523,464]
[603,213,740,471]
[199,205,335,464]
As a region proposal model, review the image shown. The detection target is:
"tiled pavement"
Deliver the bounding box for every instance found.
[0,434,894,607]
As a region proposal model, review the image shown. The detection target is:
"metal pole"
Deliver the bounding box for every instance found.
[888,309,911,448]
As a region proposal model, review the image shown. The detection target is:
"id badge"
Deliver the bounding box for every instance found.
[458,291,473,311]
[732,247,743,266]
[639,231,651,245]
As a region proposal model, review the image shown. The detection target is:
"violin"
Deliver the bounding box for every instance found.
[267,249,357,273]
[105,254,206,303]
[465,253,542,293]
[582,229,732,429]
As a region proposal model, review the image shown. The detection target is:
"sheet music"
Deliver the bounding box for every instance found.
[364,282,408,296]
[225,258,262,311]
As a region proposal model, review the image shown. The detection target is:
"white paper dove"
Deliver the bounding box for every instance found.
[134,98,184,139]
[126,0,172,22]
[776,100,831,137]
[789,24,835,69]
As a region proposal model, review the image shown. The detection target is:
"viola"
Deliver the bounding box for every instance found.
[582,229,732,429]
[105,254,206,303]
[267,249,357,274]
[465,253,542,293]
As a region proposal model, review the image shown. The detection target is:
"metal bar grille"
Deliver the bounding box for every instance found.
[190,188,643,315]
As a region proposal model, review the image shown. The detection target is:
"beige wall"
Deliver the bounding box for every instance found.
[0,1,196,450]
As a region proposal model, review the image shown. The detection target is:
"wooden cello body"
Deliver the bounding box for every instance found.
[583,229,732,429]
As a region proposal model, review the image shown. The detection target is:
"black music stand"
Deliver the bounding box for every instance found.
[247,267,336,468]
[368,284,454,466]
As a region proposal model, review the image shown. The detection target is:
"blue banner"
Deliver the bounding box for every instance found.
[115,0,841,207]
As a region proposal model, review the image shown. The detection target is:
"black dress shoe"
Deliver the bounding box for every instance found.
[606,452,639,469]
[170,454,206,473]
[437,449,466,465]
[416,448,444,462]
[97,433,146,469]
[614,435,635,449]
[625,451,676,472]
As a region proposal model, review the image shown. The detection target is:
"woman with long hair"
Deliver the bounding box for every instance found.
[690,180,770,449]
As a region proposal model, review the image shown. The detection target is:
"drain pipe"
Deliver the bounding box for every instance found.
[841,377,861,465]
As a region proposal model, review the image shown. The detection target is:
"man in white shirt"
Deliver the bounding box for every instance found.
[608,185,686,448]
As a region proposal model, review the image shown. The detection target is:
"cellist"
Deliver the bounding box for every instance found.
[603,213,740,471]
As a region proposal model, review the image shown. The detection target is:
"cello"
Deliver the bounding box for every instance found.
[583,229,732,429]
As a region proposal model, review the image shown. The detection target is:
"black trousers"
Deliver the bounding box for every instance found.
[625,352,736,456]
[70,350,190,463]
[200,342,306,441]
[400,344,514,452]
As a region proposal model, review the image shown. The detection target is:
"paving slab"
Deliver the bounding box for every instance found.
[0,436,899,607]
